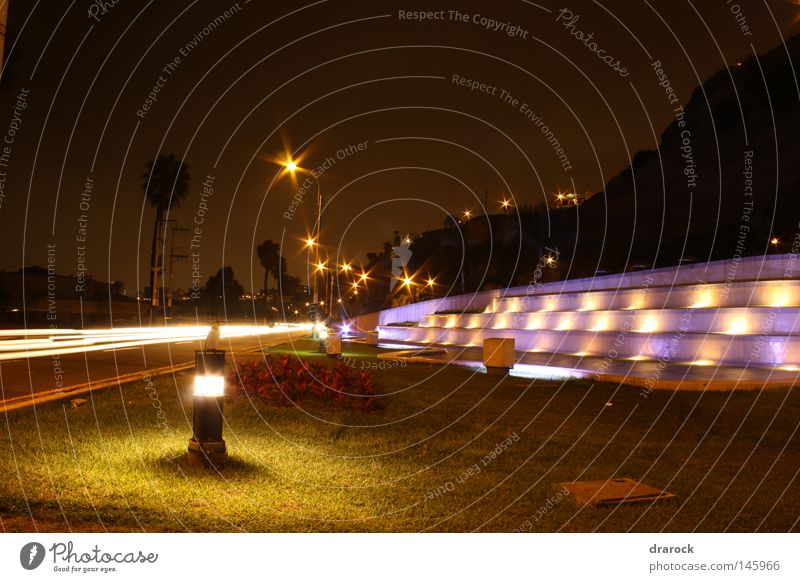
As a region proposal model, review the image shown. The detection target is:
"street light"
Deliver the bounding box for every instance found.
[280,155,323,306]
[187,346,226,468]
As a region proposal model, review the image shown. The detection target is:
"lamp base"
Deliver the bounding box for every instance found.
[186,438,227,468]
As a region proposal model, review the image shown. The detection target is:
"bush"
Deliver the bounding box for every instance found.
[228,354,380,411]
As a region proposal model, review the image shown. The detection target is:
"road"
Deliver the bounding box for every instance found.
[0,324,311,411]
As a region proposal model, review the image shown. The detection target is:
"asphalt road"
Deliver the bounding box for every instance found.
[0,328,309,409]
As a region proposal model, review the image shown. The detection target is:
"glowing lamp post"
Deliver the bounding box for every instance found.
[317,324,329,353]
[187,349,227,467]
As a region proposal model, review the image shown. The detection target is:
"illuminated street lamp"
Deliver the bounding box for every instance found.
[400,274,417,302]
[771,237,780,247]
[462,209,472,221]
[281,155,323,306]
[187,348,227,468]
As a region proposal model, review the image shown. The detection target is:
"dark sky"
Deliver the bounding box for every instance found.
[0,0,798,294]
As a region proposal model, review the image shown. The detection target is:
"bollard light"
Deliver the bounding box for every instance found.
[317,326,329,353]
[311,321,324,340]
[187,349,227,468]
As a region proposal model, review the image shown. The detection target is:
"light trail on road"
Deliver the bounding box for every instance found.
[0,324,312,361]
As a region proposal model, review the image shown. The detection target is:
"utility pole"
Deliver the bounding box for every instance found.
[168,226,190,307]
[151,219,165,308]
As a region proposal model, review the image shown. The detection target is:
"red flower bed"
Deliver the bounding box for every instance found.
[228,354,380,411]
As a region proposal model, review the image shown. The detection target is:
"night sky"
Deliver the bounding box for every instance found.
[0,0,798,295]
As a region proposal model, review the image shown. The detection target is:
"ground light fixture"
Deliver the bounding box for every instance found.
[187,349,227,468]
[317,325,330,352]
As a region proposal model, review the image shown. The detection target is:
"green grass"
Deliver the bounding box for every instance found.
[1,339,798,532]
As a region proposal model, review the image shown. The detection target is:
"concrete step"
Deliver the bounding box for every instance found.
[377,324,800,368]
[486,279,798,314]
[372,256,800,373]
[420,306,800,336]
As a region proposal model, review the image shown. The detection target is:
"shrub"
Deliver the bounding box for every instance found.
[228,354,380,411]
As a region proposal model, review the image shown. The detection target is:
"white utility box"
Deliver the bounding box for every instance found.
[325,333,343,356]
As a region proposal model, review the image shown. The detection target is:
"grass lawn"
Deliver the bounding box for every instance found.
[1,339,798,532]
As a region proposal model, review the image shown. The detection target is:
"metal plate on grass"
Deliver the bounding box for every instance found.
[554,478,675,507]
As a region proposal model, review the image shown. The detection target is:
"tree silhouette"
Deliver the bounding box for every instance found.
[204,266,244,318]
[256,239,281,296]
[142,153,190,306]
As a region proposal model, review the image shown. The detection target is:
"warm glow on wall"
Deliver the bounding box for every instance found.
[579,297,597,311]
[445,316,458,328]
[590,317,609,331]
[625,295,646,310]
[636,315,660,333]
[767,287,792,307]
[525,315,543,330]
[541,298,557,312]
[625,291,645,310]
[493,315,510,329]
[724,317,749,335]
[555,316,574,330]
[690,359,715,366]
[691,288,715,308]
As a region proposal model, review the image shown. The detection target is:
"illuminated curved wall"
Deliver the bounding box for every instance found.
[373,254,800,369]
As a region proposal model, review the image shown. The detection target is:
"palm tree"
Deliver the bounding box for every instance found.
[256,239,281,299]
[142,153,190,307]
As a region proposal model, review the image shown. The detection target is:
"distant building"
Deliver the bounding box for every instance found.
[0,266,139,326]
